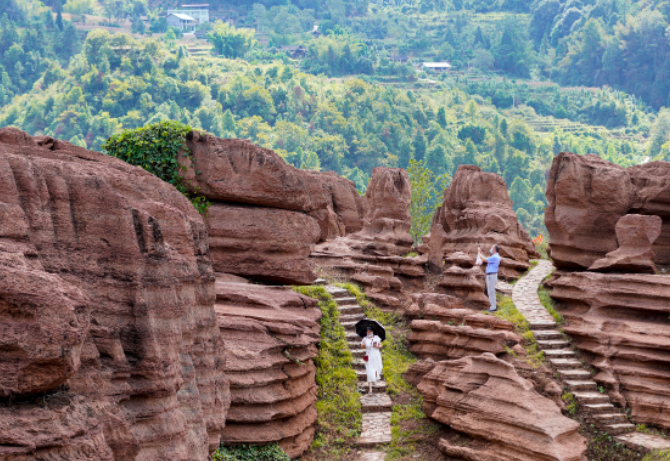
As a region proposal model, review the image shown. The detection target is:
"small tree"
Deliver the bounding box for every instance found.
[407,158,450,245]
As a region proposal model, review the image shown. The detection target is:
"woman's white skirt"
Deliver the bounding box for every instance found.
[366,348,383,383]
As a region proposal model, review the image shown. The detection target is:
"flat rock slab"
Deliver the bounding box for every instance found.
[616,432,670,452]
[357,412,392,447]
[358,452,386,461]
[496,280,514,295]
[360,393,393,413]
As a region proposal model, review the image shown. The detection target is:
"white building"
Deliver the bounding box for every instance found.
[420,62,452,73]
[166,13,197,31]
[167,4,210,24]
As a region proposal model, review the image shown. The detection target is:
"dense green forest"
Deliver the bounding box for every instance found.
[1,0,670,239]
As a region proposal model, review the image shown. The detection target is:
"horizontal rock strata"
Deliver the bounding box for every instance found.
[412,354,587,461]
[550,271,670,429]
[215,282,322,458]
[0,128,229,459]
[421,165,538,279]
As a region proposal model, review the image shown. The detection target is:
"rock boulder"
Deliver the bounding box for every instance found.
[0,128,229,459]
[413,354,587,461]
[215,281,322,458]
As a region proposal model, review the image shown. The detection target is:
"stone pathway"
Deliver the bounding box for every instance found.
[511,260,670,445]
[326,286,393,456]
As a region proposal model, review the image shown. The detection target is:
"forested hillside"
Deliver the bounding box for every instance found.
[1,0,670,239]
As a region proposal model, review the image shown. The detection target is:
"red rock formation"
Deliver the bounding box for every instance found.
[179,134,366,284]
[0,128,229,459]
[589,214,662,273]
[550,272,670,430]
[215,282,322,458]
[207,203,321,284]
[412,354,587,461]
[545,153,636,269]
[422,165,539,279]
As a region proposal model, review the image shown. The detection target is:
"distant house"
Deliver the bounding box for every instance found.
[194,29,207,39]
[278,45,307,59]
[420,62,452,73]
[391,54,409,64]
[311,24,321,38]
[167,4,210,23]
[166,13,197,31]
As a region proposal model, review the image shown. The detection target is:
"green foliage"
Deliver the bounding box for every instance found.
[102,121,210,214]
[292,286,360,455]
[538,286,564,327]
[491,294,545,368]
[407,158,450,245]
[207,21,256,58]
[562,392,577,416]
[643,450,670,461]
[213,444,289,461]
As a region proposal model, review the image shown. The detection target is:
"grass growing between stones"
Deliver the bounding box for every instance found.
[644,450,670,461]
[538,287,565,327]
[213,444,290,461]
[293,286,361,458]
[337,283,440,460]
[490,294,545,368]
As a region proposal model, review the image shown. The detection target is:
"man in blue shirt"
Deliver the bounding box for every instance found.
[478,244,501,312]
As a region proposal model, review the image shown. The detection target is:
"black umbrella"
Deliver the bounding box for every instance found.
[355,319,386,341]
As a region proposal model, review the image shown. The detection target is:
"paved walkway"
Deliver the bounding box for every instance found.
[511,261,670,448]
[326,286,393,457]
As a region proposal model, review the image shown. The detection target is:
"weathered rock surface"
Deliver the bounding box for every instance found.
[207,203,321,284]
[546,153,670,270]
[411,354,587,461]
[422,165,538,279]
[312,167,422,309]
[0,128,229,459]
[215,281,322,458]
[550,272,670,430]
[589,214,662,273]
[180,134,366,284]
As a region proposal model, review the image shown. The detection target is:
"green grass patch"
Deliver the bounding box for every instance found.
[490,294,545,368]
[644,450,670,461]
[337,283,439,459]
[562,392,577,416]
[213,444,289,461]
[293,286,361,456]
[538,287,565,327]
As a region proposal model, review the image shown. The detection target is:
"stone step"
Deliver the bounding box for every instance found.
[533,330,564,340]
[357,412,392,447]
[339,305,364,315]
[573,392,611,404]
[586,413,628,425]
[314,278,327,285]
[352,359,366,370]
[529,320,557,330]
[340,314,366,323]
[616,432,670,452]
[564,380,597,391]
[543,349,575,358]
[603,423,636,436]
[341,320,359,329]
[346,332,361,341]
[348,341,363,350]
[326,287,350,298]
[336,297,359,307]
[359,452,385,461]
[548,358,583,369]
[582,403,616,415]
[351,349,365,357]
[557,369,592,380]
[360,392,393,413]
[537,339,570,350]
[358,380,387,394]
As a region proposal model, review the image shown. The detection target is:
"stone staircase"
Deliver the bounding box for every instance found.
[326,286,393,451]
[512,260,636,437]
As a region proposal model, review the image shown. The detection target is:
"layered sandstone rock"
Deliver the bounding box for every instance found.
[215,282,322,458]
[312,168,422,309]
[0,128,229,459]
[589,214,662,273]
[207,203,321,284]
[422,165,538,279]
[546,153,670,270]
[412,354,587,461]
[180,134,365,284]
[550,272,670,430]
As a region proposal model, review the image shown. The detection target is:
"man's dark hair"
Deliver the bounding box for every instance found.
[494,245,500,253]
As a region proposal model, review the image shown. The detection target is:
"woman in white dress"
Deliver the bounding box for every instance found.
[361,327,383,395]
